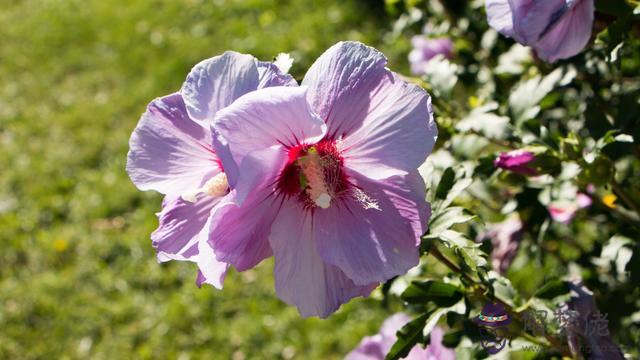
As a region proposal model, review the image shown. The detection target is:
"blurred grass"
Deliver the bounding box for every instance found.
[0,0,408,358]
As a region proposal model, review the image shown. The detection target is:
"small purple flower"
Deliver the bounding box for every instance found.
[208,41,437,317]
[479,216,524,274]
[126,51,295,288]
[486,0,594,62]
[409,36,454,75]
[346,313,456,360]
[494,150,537,175]
[565,280,624,359]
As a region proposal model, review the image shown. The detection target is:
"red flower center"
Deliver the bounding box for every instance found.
[276,139,350,209]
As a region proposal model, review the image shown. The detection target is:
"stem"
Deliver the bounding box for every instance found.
[428,245,570,356]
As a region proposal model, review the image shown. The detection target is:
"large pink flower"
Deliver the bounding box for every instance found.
[126,51,296,288]
[208,42,437,317]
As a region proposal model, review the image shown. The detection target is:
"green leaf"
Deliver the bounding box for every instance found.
[432,165,474,213]
[456,111,511,140]
[595,130,635,152]
[435,167,455,200]
[385,313,429,360]
[428,207,476,235]
[428,229,480,249]
[402,281,464,307]
[442,330,464,348]
[509,68,572,124]
[534,280,571,299]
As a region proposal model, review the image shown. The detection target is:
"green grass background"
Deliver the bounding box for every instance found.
[0,0,412,358]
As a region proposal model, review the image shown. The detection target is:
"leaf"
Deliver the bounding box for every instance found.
[385,313,429,360]
[428,207,476,235]
[422,298,466,340]
[442,330,464,348]
[427,229,479,249]
[455,246,488,272]
[435,167,455,200]
[402,281,464,307]
[509,68,565,124]
[534,280,570,299]
[432,165,474,213]
[594,130,635,152]
[456,112,511,140]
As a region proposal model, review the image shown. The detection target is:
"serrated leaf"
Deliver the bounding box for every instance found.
[401,281,464,306]
[385,313,429,360]
[534,280,570,299]
[455,246,488,272]
[428,229,479,249]
[509,68,565,124]
[428,207,476,234]
[432,165,474,213]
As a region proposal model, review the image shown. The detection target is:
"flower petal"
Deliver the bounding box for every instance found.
[510,0,567,45]
[270,199,377,318]
[534,0,594,62]
[345,335,386,360]
[314,171,429,285]
[152,194,221,262]
[256,61,298,88]
[126,93,219,195]
[195,222,230,289]
[486,0,516,38]
[212,86,326,169]
[301,41,388,138]
[340,72,437,180]
[207,147,288,271]
[181,51,260,123]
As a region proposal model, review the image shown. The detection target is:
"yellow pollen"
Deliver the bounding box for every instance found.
[299,147,331,209]
[203,173,229,197]
[181,172,229,203]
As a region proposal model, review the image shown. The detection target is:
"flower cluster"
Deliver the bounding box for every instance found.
[127,41,438,318]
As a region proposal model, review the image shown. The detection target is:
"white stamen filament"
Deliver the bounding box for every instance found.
[181,173,229,203]
[299,148,332,209]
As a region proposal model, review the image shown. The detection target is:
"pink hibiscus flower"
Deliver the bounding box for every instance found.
[208,42,438,317]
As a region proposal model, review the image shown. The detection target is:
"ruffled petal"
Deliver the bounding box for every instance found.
[534,0,594,62]
[486,0,516,38]
[212,86,326,169]
[301,41,388,138]
[126,93,219,195]
[256,61,298,88]
[270,199,377,318]
[340,72,437,180]
[207,147,288,271]
[314,171,429,285]
[152,194,221,262]
[181,51,260,123]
